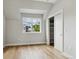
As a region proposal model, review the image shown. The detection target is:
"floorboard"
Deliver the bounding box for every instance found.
[3,45,68,59]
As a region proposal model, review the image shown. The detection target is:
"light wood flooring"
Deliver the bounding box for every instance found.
[3,45,68,59]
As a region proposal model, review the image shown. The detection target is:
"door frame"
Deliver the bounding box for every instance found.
[46,9,64,52]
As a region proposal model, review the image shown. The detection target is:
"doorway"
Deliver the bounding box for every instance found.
[49,17,54,46]
[47,10,64,52]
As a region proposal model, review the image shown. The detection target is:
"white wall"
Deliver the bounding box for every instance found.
[48,0,76,59]
[4,0,52,45]
[3,14,7,47]
[6,13,45,45]
[4,0,52,20]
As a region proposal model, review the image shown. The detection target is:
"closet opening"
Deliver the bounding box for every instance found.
[49,17,54,46]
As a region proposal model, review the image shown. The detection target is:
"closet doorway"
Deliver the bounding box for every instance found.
[49,17,54,46]
[47,10,64,52]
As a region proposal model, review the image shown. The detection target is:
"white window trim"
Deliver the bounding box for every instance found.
[19,9,45,33]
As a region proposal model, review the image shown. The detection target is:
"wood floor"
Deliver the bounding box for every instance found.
[3,45,68,59]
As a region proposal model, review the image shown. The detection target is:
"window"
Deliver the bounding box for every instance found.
[23,17,41,33]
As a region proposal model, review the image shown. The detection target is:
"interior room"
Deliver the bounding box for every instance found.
[3,0,76,59]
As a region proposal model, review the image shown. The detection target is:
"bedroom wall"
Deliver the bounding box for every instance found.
[47,0,76,59]
[3,14,7,47]
[6,13,45,45]
[4,0,52,45]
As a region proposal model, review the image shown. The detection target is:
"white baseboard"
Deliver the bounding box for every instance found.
[53,47,75,59]
[61,52,74,59]
[4,42,46,47]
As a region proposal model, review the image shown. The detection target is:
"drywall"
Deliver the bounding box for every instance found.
[48,0,76,59]
[3,14,7,47]
[6,13,45,45]
[4,0,52,21]
[4,0,51,45]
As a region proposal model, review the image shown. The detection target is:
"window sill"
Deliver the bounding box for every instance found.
[22,31,41,33]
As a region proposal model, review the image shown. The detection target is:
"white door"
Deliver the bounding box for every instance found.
[54,12,63,52]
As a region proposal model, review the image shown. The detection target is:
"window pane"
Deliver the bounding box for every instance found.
[23,17,41,32]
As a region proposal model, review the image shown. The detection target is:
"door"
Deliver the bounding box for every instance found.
[54,12,63,52]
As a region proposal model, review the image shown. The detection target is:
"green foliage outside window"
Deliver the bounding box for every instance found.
[32,24,40,32]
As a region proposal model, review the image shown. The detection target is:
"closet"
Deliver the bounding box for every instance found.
[49,17,54,46]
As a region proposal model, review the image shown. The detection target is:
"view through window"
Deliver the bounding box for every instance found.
[23,17,41,32]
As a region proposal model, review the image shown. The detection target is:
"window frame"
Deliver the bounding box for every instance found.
[22,17,42,33]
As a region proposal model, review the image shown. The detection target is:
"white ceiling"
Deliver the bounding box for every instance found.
[32,0,57,3]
